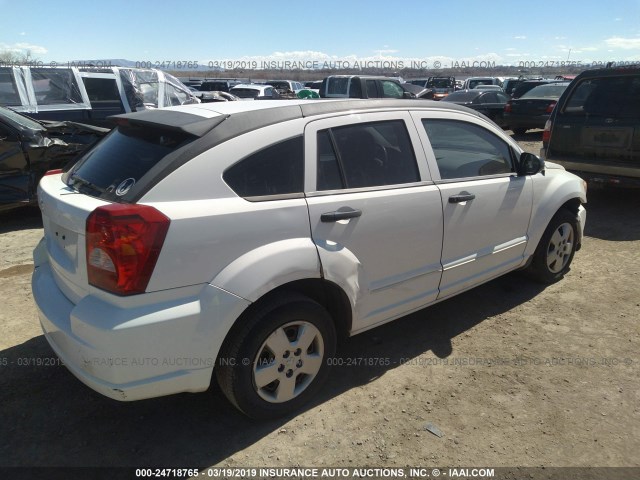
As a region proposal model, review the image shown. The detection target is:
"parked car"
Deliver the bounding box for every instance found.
[319,75,420,99]
[541,65,640,187]
[425,76,456,100]
[504,83,569,135]
[0,66,199,127]
[32,99,586,419]
[229,84,280,100]
[462,77,501,90]
[266,80,306,96]
[441,89,510,126]
[0,106,107,211]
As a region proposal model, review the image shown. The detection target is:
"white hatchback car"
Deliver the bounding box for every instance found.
[32,99,586,418]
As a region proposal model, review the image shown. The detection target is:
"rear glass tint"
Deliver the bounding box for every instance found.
[563,75,640,118]
[65,125,195,201]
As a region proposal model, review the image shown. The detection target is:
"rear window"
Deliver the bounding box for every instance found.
[563,74,640,118]
[64,125,195,201]
[521,84,568,99]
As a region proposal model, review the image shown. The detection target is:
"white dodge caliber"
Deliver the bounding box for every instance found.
[32,99,587,418]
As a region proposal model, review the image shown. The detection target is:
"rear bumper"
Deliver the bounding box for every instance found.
[552,165,640,188]
[504,113,549,131]
[32,257,250,401]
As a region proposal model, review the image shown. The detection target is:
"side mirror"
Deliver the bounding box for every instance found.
[518,152,545,176]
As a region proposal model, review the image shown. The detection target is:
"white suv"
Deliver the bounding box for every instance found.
[32,99,587,418]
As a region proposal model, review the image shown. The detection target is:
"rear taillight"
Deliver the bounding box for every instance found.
[86,204,170,295]
[504,102,512,113]
[44,169,63,176]
[542,119,552,145]
[545,101,557,114]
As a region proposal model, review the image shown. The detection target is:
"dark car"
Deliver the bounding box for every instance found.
[541,65,640,187]
[0,106,108,211]
[502,78,527,97]
[441,89,510,126]
[504,83,569,135]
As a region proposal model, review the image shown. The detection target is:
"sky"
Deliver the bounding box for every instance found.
[1,0,639,69]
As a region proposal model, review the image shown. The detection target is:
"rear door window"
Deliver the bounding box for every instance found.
[316,120,420,190]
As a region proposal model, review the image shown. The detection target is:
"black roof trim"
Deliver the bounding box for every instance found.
[109,110,228,137]
[299,98,482,118]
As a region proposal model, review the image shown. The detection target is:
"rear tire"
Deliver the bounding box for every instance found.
[526,209,578,284]
[216,293,336,419]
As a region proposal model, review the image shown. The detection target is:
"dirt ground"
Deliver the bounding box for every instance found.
[0,132,638,478]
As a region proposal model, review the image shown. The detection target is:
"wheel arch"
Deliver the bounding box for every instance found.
[219,279,353,355]
[526,172,586,258]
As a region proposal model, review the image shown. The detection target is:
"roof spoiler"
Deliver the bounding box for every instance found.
[109,110,228,137]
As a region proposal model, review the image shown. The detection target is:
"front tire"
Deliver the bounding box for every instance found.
[216,293,336,419]
[526,209,578,283]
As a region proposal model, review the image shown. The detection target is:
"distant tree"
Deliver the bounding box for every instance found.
[0,49,37,64]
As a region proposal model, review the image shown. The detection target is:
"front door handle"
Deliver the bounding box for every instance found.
[449,193,476,203]
[321,208,362,222]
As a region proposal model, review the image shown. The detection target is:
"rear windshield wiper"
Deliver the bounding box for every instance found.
[67,174,108,195]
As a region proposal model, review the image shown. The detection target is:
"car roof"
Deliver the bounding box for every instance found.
[230,84,267,89]
[575,64,640,78]
[110,99,488,202]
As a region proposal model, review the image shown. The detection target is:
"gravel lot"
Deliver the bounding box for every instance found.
[0,132,638,478]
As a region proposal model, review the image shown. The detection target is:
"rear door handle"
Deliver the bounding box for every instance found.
[321,208,362,222]
[449,193,476,203]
